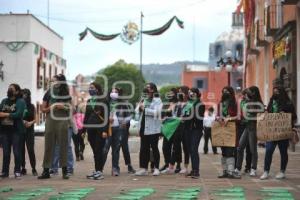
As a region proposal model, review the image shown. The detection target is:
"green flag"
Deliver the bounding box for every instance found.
[161,117,181,140]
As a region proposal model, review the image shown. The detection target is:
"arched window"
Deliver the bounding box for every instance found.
[235,44,243,60]
[215,44,223,58]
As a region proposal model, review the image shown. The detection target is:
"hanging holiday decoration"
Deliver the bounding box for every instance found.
[79,16,184,44]
[6,42,27,52]
[120,21,140,45]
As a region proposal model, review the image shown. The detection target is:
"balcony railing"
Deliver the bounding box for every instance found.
[255,20,269,47]
[265,4,283,36]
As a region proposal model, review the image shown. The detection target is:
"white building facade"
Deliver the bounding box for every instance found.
[0,14,66,124]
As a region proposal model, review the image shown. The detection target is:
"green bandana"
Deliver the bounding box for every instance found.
[110,101,117,112]
[272,100,279,113]
[182,99,197,116]
[90,97,97,110]
[222,101,229,117]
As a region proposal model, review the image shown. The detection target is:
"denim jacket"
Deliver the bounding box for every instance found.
[136,97,162,135]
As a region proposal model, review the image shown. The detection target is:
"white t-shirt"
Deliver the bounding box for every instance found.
[203,114,215,128]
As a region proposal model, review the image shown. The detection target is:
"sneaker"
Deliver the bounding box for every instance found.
[38,169,50,179]
[218,171,228,178]
[191,171,200,179]
[260,171,269,180]
[49,169,58,176]
[135,168,148,176]
[93,171,104,180]
[228,173,241,179]
[179,167,187,174]
[21,168,27,175]
[112,168,119,176]
[86,171,96,179]
[175,164,181,173]
[249,169,257,177]
[128,165,136,174]
[15,172,21,179]
[32,169,38,176]
[159,164,168,172]
[186,171,193,178]
[0,172,9,178]
[244,168,250,174]
[234,169,242,177]
[152,168,160,176]
[161,168,175,174]
[275,171,285,179]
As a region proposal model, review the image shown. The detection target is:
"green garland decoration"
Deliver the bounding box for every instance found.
[79,16,184,41]
[6,42,27,52]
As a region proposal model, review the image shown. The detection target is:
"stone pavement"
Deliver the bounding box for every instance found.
[0,136,300,199]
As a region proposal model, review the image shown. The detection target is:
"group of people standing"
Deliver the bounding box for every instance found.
[0,76,297,181]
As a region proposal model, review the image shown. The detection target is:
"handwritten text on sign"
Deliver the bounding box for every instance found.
[211,122,236,147]
[257,113,293,141]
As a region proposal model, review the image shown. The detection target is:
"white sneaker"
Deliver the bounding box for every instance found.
[152,168,160,176]
[249,169,257,177]
[86,171,96,179]
[179,167,187,174]
[234,169,241,176]
[260,171,269,180]
[135,168,148,176]
[93,171,104,180]
[275,171,285,179]
[161,168,175,174]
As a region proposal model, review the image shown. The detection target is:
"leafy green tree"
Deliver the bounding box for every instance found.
[95,59,145,104]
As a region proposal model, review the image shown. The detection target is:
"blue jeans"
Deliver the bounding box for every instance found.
[1,128,21,174]
[188,129,203,172]
[264,139,289,172]
[52,127,74,172]
[102,126,124,170]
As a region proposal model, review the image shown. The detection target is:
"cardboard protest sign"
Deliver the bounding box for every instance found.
[211,122,236,147]
[257,113,293,141]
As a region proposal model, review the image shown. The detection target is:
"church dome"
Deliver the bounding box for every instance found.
[215,27,244,43]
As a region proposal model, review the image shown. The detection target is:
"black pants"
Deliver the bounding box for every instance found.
[21,128,36,170]
[235,123,252,170]
[121,128,132,165]
[203,127,217,154]
[1,128,21,174]
[162,129,182,166]
[87,128,105,172]
[72,128,85,158]
[181,126,190,165]
[245,142,252,170]
[188,129,203,172]
[139,134,160,169]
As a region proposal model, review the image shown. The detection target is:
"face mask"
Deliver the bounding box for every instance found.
[273,93,279,100]
[222,93,230,99]
[89,89,97,96]
[7,89,14,98]
[178,94,184,101]
[110,92,119,100]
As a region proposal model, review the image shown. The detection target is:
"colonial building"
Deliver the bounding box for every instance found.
[242,0,300,124]
[181,12,245,104]
[0,13,67,125]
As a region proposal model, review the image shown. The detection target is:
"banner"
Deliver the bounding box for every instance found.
[257,113,293,141]
[211,122,236,147]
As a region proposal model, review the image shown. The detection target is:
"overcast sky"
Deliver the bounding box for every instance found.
[1,0,238,79]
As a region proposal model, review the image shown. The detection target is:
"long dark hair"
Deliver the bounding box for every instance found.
[22,88,32,105]
[267,86,291,112]
[167,87,178,102]
[147,82,159,97]
[9,83,22,99]
[221,86,236,107]
[178,85,189,102]
[53,74,69,97]
[90,82,103,96]
[248,86,263,103]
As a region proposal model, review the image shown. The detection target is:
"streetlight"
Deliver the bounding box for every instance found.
[0,61,4,81]
[216,50,243,86]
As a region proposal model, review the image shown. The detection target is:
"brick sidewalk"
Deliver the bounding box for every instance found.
[0,136,299,199]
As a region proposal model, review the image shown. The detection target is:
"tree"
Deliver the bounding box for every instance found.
[159,84,180,102]
[95,59,145,105]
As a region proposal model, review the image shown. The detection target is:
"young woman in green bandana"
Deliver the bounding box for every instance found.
[0,83,26,179]
[217,86,238,179]
[84,82,109,180]
[135,83,162,176]
[260,86,297,180]
[38,74,71,180]
[101,87,135,176]
[181,88,205,179]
